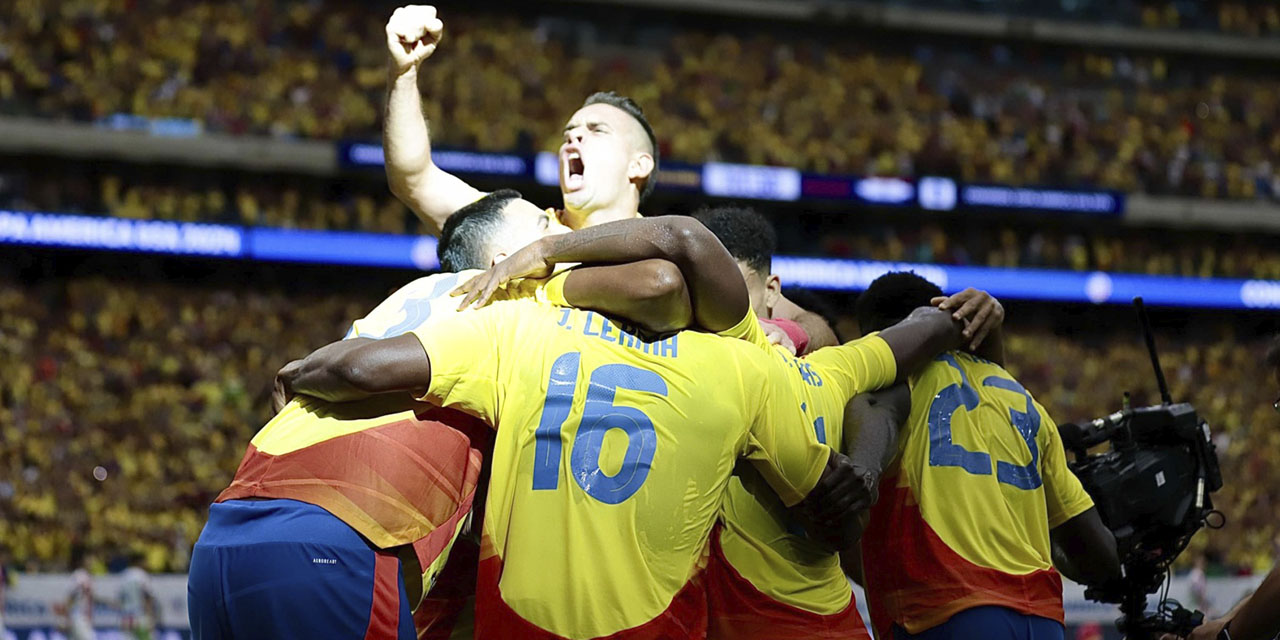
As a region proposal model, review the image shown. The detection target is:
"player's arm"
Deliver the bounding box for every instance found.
[1041,409,1121,587]
[384,6,485,234]
[561,260,692,333]
[793,385,911,552]
[279,335,430,403]
[877,306,967,383]
[771,293,838,353]
[456,216,747,332]
[1049,508,1120,586]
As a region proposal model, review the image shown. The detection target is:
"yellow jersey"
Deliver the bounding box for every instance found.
[410,299,832,639]
[711,316,897,630]
[220,270,559,602]
[861,351,1094,634]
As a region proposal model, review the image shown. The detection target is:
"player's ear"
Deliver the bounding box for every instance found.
[764,274,783,310]
[628,151,655,184]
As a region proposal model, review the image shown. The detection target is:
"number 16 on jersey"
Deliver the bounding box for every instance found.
[532,352,668,504]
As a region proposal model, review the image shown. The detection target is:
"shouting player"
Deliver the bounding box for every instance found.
[381,5,836,347]
[854,272,1121,640]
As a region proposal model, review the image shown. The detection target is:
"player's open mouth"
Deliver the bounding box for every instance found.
[564,151,586,191]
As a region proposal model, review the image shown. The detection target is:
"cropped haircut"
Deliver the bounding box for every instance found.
[855,271,945,335]
[437,189,523,272]
[689,205,776,276]
[584,91,659,203]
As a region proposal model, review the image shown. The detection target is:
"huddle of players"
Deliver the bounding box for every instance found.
[185,6,1123,640]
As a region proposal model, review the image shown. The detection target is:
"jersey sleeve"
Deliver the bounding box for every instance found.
[739,361,832,507]
[1037,407,1095,528]
[346,271,481,339]
[717,306,774,350]
[803,333,898,403]
[408,300,512,423]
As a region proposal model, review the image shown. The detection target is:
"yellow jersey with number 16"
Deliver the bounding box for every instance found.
[410,299,831,640]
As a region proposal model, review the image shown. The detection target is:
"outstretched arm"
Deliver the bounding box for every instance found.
[279,335,431,403]
[877,306,967,383]
[384,5,484,234]
[456,216,748,332]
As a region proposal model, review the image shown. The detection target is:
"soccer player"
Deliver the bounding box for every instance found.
[853,272,1121,640]
[296,215,1006,638]
[382,5,656,235]
[188,200,704,640]
[381,6,837,349]
[461,209,1007,640]
[689,206,839,354]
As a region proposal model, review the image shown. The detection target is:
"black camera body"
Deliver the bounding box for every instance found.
[1060,401,1223,638]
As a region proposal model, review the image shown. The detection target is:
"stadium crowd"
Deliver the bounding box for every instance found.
[868,0,1280,37]
[5,161,1280,279]
[0,263,1275,575]
[5,1,1280,199]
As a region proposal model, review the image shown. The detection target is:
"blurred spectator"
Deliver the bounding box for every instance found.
[0,266,382,571]
[3,2,1280,199]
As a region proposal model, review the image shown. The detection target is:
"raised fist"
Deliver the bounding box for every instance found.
[386,5,444,72]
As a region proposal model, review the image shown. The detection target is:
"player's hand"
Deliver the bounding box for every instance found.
[273,360,303,412]
[452,239,555,310]
[1158,617,1229,640]
[761,320,798,355]
[386,5,444,73]
[931,288,1003,351]
[793,452,879,545]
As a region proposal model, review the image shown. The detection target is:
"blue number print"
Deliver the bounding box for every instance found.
[801,403,827,444]
[927,354,991,475]
[571,365,667,504]
[358,274,462,339]
[531,354,667,504]
[532,352,581,490]
[926,354,1041,489]
[982,376,1042,490]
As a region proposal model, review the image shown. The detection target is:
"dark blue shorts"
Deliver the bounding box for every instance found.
[893,606,1065,640]
[188,499,415,640]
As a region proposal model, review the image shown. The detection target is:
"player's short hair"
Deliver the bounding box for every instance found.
[438,189,523,272]
[1265,335,1280,370]
[584,91,659,203]
[689,205,775,277]
[855,271,945,335]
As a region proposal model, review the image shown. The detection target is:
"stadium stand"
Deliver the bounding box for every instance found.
[855,0,1280,37]
[4,158,1280,279]
[5,1,1280,199]
[0,251,1275,576]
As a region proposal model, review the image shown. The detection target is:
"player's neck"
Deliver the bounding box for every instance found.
[562,199,641,229]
